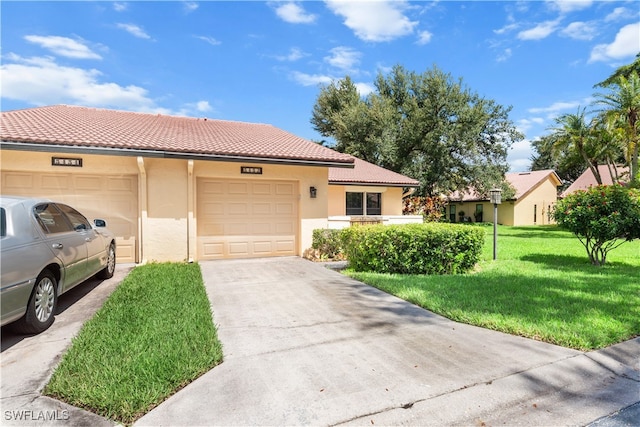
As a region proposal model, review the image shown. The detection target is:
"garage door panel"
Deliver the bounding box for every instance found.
[276,183,295,195]
[40,174,71,190]
[228,203,249,215]
[228,182,248,194]
[106,176,135,192]
[75,176,103,190]
[276,240,295,252]
[4,173,34,190]
[1,171,137,263]
[229,242,250,256]
[197,178,298,259]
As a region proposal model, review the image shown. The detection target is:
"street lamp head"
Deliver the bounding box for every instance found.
[489,188,502,205]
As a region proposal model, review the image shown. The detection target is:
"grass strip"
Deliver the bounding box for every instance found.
[45,262,223,425]
[346,225,640,351]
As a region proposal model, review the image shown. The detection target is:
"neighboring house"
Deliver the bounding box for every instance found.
[1,105,356,262]
[561,164,629,198]
[327,156,422,229]
[447,169,562,226]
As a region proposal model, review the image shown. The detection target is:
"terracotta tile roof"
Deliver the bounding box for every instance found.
[0,105,354,166]
[329,156,420,187]
[561,164,629,197]
[451,169,561,201]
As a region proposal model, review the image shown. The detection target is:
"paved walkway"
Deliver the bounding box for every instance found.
[136,257,640,426]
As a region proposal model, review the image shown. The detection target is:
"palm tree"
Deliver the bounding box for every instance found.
[593,71,640,186]
[551,107,603,184]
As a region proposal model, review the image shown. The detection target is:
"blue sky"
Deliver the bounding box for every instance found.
[1,1,639,171]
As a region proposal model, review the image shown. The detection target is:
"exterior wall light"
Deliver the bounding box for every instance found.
[310,186,317,198]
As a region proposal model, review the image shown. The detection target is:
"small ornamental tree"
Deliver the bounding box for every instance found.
[553,185,640,266]
[403,196,445,222]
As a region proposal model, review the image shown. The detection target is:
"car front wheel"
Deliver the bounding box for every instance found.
[98,243,116,279]
[15,271,57,334]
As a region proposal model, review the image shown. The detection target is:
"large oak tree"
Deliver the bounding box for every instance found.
[311,65,523,197]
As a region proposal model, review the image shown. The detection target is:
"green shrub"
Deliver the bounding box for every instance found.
[311,228,344,259]
[553,185,640,266]
[343,223,485,274]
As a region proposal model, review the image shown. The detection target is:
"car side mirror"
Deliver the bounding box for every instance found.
[94,219,107,228]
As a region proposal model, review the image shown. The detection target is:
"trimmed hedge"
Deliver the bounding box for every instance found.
[342,223,485,275]
[311,228,344,259]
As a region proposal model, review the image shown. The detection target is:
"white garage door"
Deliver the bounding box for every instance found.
[1,171,138,263]
[197,179,298,259]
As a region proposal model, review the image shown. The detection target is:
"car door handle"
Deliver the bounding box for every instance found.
[52,243,63,249]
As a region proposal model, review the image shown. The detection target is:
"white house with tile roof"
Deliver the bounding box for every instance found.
[0,105,419,262]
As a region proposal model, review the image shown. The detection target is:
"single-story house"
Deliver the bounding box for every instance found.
[447,169,562,226]
[327,156,422,229]
[0,105,419,263]
[561,164,629,198]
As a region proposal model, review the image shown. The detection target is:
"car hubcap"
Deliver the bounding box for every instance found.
[107,247,115,274]
[34,278,55,323]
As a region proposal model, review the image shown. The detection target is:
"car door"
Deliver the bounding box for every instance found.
[33,203,88,291]
[55,203,105,277]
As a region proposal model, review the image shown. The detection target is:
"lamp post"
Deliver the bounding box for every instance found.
[489,188,502,260]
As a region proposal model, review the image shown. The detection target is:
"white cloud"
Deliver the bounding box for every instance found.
[354,82,375,97]
[113,2,127,12]
[196,100,212,112]
[290,71,333,86]
[517,20,560,40]
[272,2,316,24]
[605,7,630,23]
[275,47,307,62]
[24,35,102,60]
[116,23,152,40]
[0,54,168,113]
[183,1,198,13]
[517,117,545,133]
[589,22,640,63]
[496,48,512,62]
[416,30,432,45]
[507,137,535,172]
[546,0,593,14]
[324,46,361,72]
[560,21,597,40]
[527,98,592,119]
[196,35,221,46]
[325,0,417,42]
[494,22,519,35]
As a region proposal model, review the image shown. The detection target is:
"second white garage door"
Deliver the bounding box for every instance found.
[197,179,298,259]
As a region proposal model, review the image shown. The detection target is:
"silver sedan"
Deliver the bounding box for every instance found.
[1,196,116,333]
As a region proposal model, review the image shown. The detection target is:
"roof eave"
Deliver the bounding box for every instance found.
[1,141,355,168]
[329,180,420,188]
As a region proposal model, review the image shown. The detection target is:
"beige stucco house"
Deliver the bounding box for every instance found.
[1,105,422,263]
[327,156,422,229]
[1,105,359,263]
[447,170,562,226]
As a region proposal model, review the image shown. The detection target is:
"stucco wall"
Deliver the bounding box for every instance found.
[1,148,333,261]
[512,178,558,226]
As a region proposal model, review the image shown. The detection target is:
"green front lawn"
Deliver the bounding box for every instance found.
[346,225,640,350]
[45,262,223,425]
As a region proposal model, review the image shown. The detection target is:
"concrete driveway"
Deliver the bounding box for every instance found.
[1,265,132,427]
[135,257,639,426]
[2,258,637,426]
